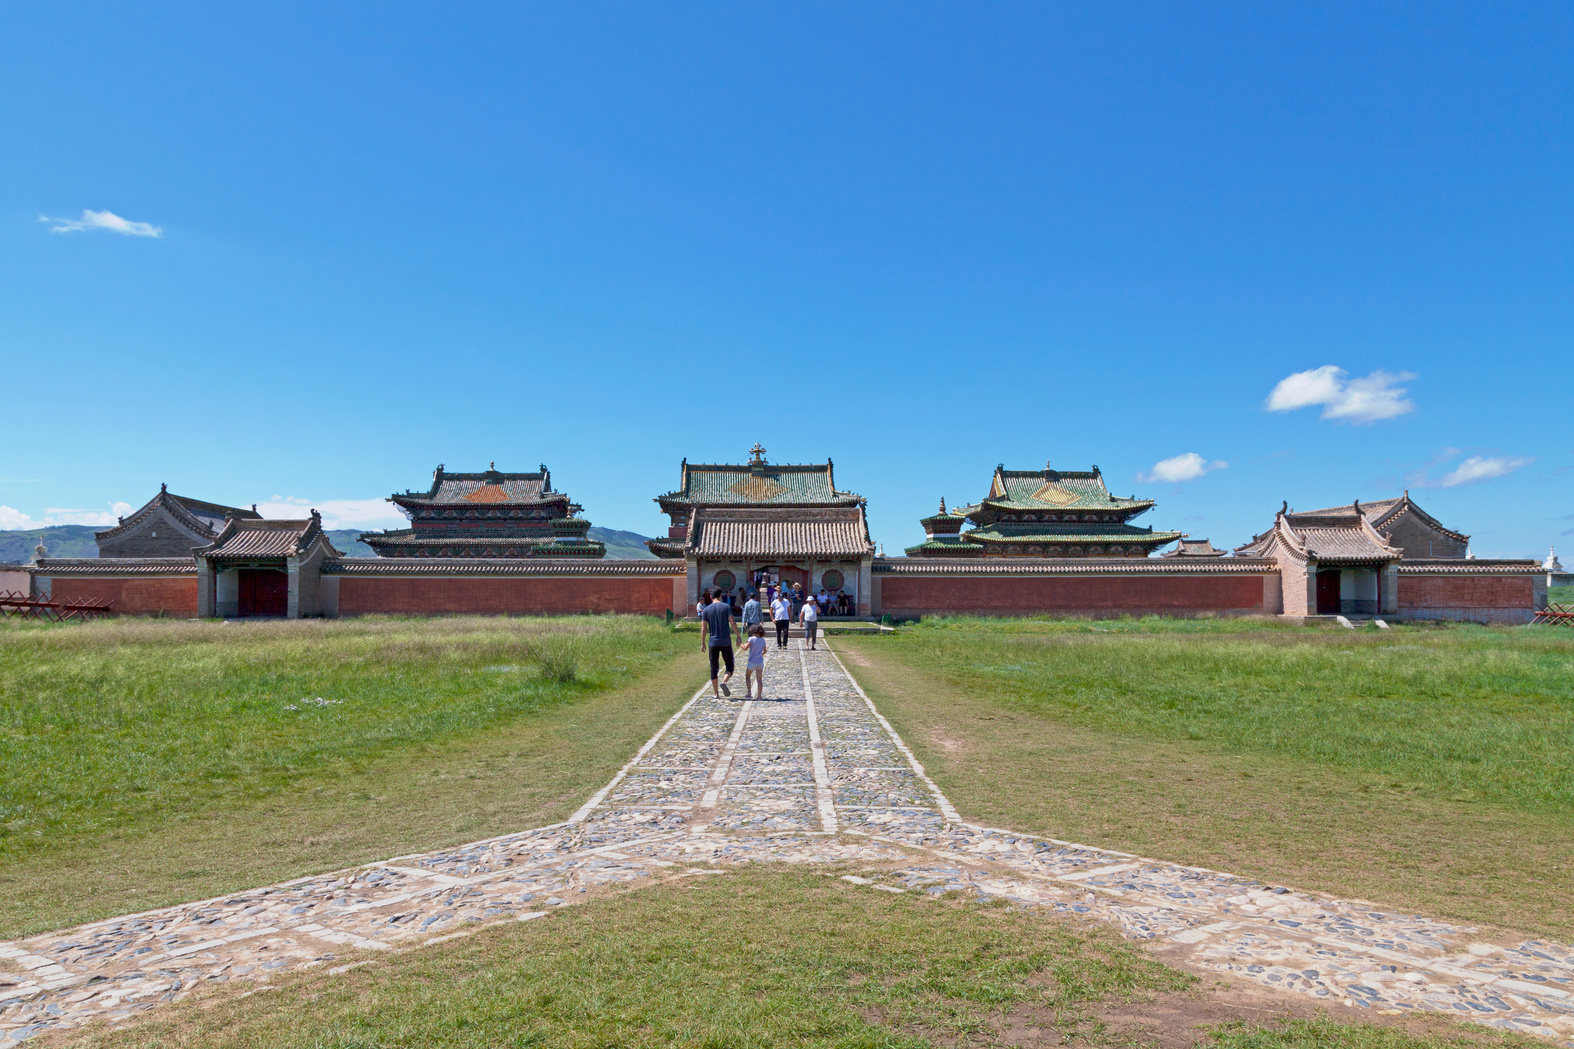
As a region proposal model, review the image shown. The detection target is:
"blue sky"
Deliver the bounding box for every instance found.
[1,3,1568,557]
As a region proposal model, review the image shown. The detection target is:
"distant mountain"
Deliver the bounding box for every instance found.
[589,527,658,559]
[0,525,655,563]
[0,526,101,563]
[326,530,376,557]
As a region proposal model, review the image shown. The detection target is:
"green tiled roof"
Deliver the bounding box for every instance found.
[967,524,1182,546]
[982,466,1153,513]
[903,537,984,556]
[656,459,863,509]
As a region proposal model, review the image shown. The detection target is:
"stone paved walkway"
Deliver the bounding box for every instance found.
[4,641,1572,1045]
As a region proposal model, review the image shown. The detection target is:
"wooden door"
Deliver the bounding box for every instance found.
[238,569,289,617]
[775,566,807,590]
[1315,570,1341,615]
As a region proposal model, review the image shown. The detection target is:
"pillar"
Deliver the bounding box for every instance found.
[197,560,214,618]
[286,556,301,620]
[1381,563,1400,615]
[858,556,873,617]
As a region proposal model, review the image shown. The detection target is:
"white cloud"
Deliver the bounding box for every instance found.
[1265,366,1415,424]
[1139,453,1227,484]
[1437,455,1533,488]
[0,502,134,530]
[254,496,402,531]
[40,209,163,237]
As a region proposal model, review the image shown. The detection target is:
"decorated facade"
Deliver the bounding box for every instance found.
[906,463,1181,558]
[649,445,875,614]
[360,463,604,558]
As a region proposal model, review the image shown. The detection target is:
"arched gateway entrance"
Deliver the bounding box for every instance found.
[646,446,875,617]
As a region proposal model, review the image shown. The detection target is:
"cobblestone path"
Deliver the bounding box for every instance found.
[4,642,1572,1045]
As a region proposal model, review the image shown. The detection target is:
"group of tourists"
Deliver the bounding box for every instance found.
[696,582,826,700]
[711,578,853,620]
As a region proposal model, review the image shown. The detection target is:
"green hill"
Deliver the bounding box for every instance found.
[0,526,101,563]
[590,526,657,559]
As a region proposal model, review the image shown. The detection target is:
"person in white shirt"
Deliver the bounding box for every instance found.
[799,594,819,649]
[771,593,792,648]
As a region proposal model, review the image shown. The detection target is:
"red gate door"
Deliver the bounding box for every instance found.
[1315,569,1342,615]
[238,569,289,617]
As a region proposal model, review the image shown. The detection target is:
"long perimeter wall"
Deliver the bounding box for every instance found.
[22,556,1542,623]
[330,560,685,616]
[871,560,1277,618]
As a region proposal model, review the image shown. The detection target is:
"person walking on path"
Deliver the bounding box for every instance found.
[799,592,819,650]
[741,589,763,634]
[742,624,768,699]
[770,591,792,647]
[701,592,741,697]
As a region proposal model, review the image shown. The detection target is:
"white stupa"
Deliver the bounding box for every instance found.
[1546,546,1572,588]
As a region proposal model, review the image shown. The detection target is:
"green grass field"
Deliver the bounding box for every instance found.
[0,615,696,937]
[836,618,1574,938]
[72,868,1524,1049]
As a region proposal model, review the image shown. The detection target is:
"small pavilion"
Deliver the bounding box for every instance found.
[196,511,341,618]
[1235,501,1402,616]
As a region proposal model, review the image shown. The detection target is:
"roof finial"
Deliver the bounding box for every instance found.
[489,460,496,471]
[1280,499,1288,516]
[1354,498,1362,515]
[749,443,766,465]
[252,504,258,514]
[161,482,167,493]
[938,496,947,514]
[311,508,320,520]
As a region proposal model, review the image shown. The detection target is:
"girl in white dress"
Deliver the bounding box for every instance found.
[743,624,768,699]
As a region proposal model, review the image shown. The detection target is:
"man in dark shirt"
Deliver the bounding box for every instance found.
[700,592,742,698]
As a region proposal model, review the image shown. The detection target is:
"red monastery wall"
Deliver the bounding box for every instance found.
[876,572,1269,619]
[51,576,199,617]
[338,575,677,616]
[1397,574,1535,625]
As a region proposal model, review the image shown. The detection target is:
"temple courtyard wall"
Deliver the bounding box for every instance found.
[869,560,1277,619]
[21,556,1543,624]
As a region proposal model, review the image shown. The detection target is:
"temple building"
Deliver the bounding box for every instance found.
[1234,493,1482,617]
[1289,492,1469,560]
[649,445,875,614]
[1162,537,1227,558]
[95,485,262,558]
[1236,501,1402,616]
[360,463,604,558]
[906,463,1181,558]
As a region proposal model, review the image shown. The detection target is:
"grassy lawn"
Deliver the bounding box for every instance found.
[835,618,1574,939]
[72,867,1524,1049]
[1549,584,1574,605]
[0,616,697,938]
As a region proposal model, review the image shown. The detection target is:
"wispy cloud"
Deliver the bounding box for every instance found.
[1139,452,1227,484]
[255,496,403,531]
[39,209,163,237]
[1436,455,1533,488]
[0,502,134,530]
[1265,366,1415,424]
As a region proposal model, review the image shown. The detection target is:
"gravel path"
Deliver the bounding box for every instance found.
[3,640,1570,1045]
